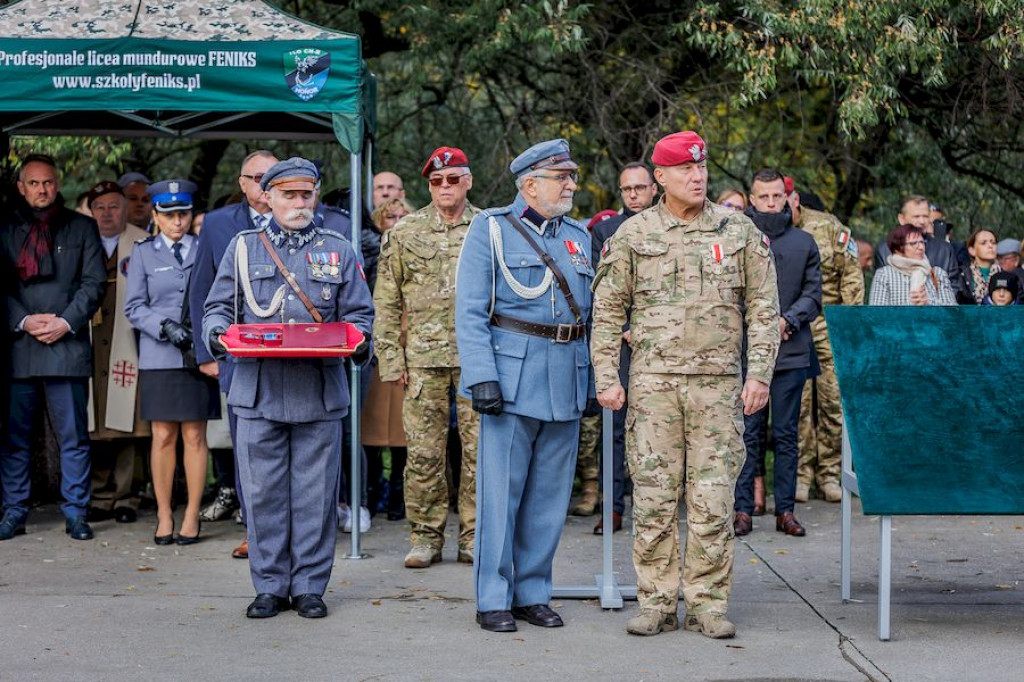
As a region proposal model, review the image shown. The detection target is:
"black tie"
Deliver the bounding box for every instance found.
[172,242,183,265]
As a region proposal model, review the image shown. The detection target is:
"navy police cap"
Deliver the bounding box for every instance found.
[509,138,578,178]
[148,179,198,212]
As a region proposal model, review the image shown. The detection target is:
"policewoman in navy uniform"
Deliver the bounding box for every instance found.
[202,158,374,620]
[124,180,219,546]
[455,139,596,633]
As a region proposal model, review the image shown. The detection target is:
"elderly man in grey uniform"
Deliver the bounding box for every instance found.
[456,139,596,633]
[203,158,374,620]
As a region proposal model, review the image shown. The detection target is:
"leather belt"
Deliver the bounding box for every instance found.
[490,313,585,343]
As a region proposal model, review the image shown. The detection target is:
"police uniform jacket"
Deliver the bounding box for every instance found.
[124,233,196,370]
[455,193,594,422]
[189,200,259,380]
[1,199,105,379]
[202,221,375,423]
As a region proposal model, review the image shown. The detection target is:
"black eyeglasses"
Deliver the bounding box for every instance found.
[619,184,652,195]
[536,171,579,184]
[240,173,265,183]
[428,173,467,187]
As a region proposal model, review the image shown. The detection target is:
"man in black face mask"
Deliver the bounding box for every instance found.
[733,168,822,539]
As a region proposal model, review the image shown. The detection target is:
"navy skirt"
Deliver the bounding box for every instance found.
[139,368,221,422]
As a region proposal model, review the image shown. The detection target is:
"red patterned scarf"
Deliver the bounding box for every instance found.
[16,206,58,282]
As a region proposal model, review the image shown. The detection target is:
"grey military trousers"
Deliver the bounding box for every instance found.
[236,416,342,598]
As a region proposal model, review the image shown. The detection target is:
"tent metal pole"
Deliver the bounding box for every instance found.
[364,139,374,209]
[344,150,367,559]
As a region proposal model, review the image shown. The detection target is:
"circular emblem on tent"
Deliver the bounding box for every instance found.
[284,48,331,102]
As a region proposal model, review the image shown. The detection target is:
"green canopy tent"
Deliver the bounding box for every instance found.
[0,0,378,554]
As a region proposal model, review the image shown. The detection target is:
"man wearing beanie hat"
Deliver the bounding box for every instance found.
[203,157,375,620]
[456,138,595,633]
[591,131,780,638]
[374,146,482,569]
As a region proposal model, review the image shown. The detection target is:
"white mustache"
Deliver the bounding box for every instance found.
[284,209,314,223]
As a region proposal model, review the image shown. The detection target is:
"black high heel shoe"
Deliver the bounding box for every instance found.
[176,519,202,546]
[154,517,175,546]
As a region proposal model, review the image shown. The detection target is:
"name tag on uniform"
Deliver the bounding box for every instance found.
[154,265,174,273]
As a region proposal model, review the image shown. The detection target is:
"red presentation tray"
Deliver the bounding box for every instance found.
[221,322,365,358]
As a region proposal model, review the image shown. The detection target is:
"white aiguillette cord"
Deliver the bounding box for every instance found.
[234,234,288,320]
[488,215,553,299]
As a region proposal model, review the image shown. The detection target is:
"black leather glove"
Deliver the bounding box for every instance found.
[471,381,504,415]
[583,397,601,417]
[208,326,228,360]
[350,337,371,366]
[161,319,193,350]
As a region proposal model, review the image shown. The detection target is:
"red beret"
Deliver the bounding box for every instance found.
[421,146,470,177]
[784,176,795,194]
[86,180,124,208]
[651,131,707,167]
[587,209,619,230]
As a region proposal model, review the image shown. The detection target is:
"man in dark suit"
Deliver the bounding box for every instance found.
[0,154,106,541]
[189,149,278,559]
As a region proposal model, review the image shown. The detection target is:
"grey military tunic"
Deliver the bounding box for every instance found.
[203,220,374,598]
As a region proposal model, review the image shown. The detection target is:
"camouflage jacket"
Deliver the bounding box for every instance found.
[373,202,481,380]
[591,198,780,389]
[797,207,864,308]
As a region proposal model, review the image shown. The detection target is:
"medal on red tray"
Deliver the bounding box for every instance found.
[221,322,365,358]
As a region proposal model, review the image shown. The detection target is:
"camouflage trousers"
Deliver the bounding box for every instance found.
[403,366,479,551]
[798,323,843,489]
[575,414,601,484]
[627,372,745,616]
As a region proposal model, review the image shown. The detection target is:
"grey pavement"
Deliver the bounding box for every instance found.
[1,496,1022,682]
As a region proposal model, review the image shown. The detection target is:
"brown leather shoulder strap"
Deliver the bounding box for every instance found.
[505,214,583,324]
[257,231,323,324]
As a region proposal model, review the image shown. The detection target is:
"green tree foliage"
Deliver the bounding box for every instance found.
[5,1,1019,245]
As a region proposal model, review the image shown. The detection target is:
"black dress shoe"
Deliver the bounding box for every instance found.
[293,594,328,619]
[246,593,291,619]
[154,518,175,545]
[511,604,564,628]
[65,516,94,541]
[0,514,26,541]
[113,508,137,524]
[86,507,113,522]
[176,520,202,546]
[476,610,517,632]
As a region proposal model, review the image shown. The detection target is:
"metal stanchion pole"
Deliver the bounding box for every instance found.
[552,408,635,606]
[344,150,367,560]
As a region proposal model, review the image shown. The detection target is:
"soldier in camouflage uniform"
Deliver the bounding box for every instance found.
[592,132,780,638]
[787,184,864,503]
[373,147,481,568]
[570,414,601,515]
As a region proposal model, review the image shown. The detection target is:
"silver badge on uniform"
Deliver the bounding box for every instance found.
[321,283,332,301]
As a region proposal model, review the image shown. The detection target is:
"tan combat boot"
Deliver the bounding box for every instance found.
[626,609,679,636]
[684,612,736,639]
[404,545,442,569]
[794,481,810,503]
[570,480,599,516]
[820,481,842,503]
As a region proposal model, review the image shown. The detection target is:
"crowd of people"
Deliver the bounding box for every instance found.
[0,131,1015,632]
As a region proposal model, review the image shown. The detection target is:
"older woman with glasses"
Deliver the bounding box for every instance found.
[716,188,747,212]
[869,224,956,305]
